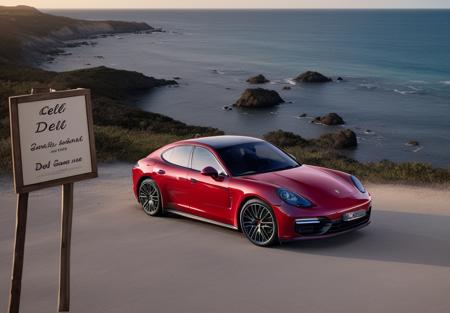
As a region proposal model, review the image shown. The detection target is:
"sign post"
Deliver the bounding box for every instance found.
[7,193,28,313]
[58,182,74,312]
[7,88,97,313]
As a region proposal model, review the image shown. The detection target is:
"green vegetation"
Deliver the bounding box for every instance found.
[264,130,450,185]
[0,64,222,172]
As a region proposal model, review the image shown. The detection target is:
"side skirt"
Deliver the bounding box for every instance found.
[166,209,238,230]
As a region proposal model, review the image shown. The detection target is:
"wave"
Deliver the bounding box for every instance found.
[393,87,426,95]
[211,69,225,75]
[284,78,297,85]
[439,80,450,85]
[394,89,414,95]
[359,83,377,90]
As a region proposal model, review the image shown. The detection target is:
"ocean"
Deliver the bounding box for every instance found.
[43,9,450,167]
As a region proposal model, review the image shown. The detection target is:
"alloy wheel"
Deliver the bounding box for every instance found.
[241,201,276,246]
[139,180,160,215]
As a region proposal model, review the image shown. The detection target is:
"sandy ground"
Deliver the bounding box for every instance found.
[0,163,449,313]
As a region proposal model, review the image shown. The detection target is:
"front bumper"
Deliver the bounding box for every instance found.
[294,208,371,237]
[275,201,372,241]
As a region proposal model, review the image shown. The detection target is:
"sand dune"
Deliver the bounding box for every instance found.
[0,163,449,313]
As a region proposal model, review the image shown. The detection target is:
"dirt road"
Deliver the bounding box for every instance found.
[1,164,449,313]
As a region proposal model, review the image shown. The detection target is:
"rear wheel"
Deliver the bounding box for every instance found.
[240,199,278,247]
[138,178,163,216]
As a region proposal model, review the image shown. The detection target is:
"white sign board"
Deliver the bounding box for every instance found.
[9,89,97,193]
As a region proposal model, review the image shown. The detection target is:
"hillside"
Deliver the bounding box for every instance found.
[0,6,223,171]
[0,5,153,64]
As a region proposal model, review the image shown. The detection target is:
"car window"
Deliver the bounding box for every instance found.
[191,147,225,174]
[217,141,299,176]
[161,145,193,168]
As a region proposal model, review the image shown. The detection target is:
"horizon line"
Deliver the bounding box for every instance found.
[40,7,450,10]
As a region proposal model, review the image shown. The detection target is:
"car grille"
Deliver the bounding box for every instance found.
[295,207,371,236]
[327,209,371,234]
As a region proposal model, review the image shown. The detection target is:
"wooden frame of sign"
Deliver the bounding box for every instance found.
[7,88,97,313]
[9,88,97,193]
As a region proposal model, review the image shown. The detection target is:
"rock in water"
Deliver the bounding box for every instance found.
[233,88,285,108]
[313,113,345,125]
[317,129,358,149]
[247,74,270,84]
[407,140,419,146]
[295,71,332,83]
[333,129,357,148]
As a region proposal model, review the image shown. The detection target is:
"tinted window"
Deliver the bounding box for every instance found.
[192,147,224,174]
[217,141,299,176]
[162,146,192,167]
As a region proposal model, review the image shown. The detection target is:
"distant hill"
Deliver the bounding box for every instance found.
[0,5,153,64]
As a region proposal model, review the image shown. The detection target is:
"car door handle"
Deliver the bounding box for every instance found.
[157,169,165,175]
[190,178,197,183]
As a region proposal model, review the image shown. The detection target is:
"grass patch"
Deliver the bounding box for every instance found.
[94,126,182,162]
[0,64,222,174]
[263,131,450,185]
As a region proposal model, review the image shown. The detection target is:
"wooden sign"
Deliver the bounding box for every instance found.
[7,88,97,313]
[9,88,97,193]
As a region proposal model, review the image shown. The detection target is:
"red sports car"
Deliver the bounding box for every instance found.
[132,135,371,246]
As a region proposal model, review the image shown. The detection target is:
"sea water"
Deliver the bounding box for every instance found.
[43,9,450,167]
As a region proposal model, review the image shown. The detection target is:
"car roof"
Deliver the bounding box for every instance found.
[180,135,264,149]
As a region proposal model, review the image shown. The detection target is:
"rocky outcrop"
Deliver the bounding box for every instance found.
[407,140,419,146]
[247,74,269,84]
[264,130,308,147]
[295,71,332,83]
[0,5,155,64]
[317,129,357,149]
[233,88,284,108]
[313,113,345,125]
[264,129,357,150]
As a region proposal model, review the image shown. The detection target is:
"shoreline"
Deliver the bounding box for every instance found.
[39,12,450,167]
[1,6,449,185]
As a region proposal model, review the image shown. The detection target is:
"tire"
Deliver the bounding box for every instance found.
[138,178,163,216]
[240,199,279,247]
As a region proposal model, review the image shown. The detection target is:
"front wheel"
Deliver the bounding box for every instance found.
[138,178,163,216]
[240,199,278,247]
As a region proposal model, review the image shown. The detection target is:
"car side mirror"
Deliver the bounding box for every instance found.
[201,166,219,178]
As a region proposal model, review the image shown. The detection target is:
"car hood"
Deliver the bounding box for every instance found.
[242,165,369,209]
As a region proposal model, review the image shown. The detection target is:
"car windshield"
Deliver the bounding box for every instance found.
[216,141,300,177]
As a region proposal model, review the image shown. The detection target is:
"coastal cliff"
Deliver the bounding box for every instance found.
[0,6,223,172]
[0,6,448,185]
[0,5,154,64]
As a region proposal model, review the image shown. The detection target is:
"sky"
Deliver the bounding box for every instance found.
[2,0,450,9]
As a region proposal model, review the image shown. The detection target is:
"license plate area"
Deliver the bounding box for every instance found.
[343,209,366,222]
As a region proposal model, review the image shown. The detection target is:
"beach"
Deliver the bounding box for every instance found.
[0,163,449,313]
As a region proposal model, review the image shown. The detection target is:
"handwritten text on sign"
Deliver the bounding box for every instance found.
[18,95,92,185]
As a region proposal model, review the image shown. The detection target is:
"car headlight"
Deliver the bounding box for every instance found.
[350,175,366,193]
[277,188,312,207]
